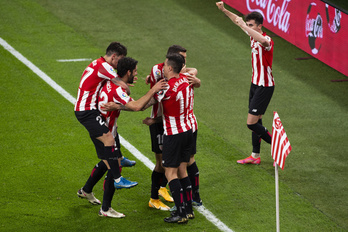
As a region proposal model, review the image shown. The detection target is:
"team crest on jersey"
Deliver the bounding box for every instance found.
[252,48,258,54]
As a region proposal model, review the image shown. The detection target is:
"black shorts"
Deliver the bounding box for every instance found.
[248,83,274,115]
[191,130,197,156]
[149,122,164,154]
[75,110,120,159]
[75,110,109,138]
[162,130,193,168]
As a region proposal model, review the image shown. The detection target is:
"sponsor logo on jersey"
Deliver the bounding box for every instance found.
[121,92,128,99]
[155,70,161,78]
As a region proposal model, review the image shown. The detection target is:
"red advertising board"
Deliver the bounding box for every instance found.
[223,0,348,76]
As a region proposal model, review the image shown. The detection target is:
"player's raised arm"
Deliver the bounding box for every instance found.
[216,1,270,47]
[236,17,270,47]
[216,1,239,25]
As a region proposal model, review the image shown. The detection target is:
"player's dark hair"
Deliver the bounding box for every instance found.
[245,12,264,25]
[117,57,138,77]
[106,42,127,56]
[166,45,187,55]
[166,53,185,74]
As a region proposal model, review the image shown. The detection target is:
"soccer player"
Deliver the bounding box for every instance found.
[75,42,138,211]
[143,45,202,211]
[154,53,195,224]
[79,57,168,218]
[216,2,274,164]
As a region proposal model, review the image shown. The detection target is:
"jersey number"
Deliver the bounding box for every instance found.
[98,91,108,115]
[79,67,94,88]
[176,86,192,114]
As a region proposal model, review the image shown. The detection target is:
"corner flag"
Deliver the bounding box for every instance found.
[271,112,292,170]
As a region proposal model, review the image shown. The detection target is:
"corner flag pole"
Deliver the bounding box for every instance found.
[275,164,280,232]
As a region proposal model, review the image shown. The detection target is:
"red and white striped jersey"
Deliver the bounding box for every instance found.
[149,63,164,118]
[74,57,117,111]
[250,33,274,87]
[97,80,134,138]
[155,73,193,136]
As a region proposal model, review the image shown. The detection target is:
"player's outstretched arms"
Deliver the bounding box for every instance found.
[125,79,168,112]
[100,102,132,111]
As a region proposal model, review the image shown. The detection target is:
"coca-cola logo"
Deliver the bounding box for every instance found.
[306,3,323,54]
[246,0,291,33]
[325,4,341,33]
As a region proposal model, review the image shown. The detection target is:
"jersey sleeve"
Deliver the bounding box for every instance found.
[154,87,169,103]
[149,64,163,88]
[113,86,134,105]
[264,35,273,51]
[98,62,117,80]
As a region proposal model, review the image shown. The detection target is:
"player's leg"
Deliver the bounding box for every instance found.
[179,162,194,219]
[187,130,201,206]
[179,130,194,218]
[163,134,187,224]
[77,157,108,205]
[98,170,125,218]
[148,123,172,210]
[238,85,273,164]
[97,132,137,189]
[149,152,170,210]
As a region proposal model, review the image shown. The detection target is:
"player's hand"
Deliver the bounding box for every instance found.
[142,117,156,126]
[145,75,150,85]
[187,74,201,88]
[100,102,121,111]
[216,1,225,10]
[152,79,168,93]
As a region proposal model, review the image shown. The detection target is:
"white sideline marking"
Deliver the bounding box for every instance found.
[57,58,92,62]
[0,37,234,232]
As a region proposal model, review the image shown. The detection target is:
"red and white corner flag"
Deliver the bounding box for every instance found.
[271,112,292,170]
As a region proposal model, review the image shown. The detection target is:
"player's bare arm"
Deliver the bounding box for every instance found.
[238,17,270,47]
[141,97,158,111]
[124,79,167,112]
[216,1,270,47]
[184,67,198,76]
[216,1,239,25]
[187,74,201,88]
[142,116,161,126]
[100,102,132,111]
